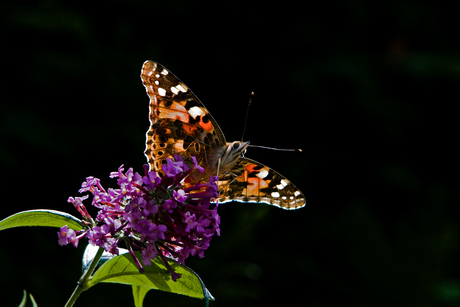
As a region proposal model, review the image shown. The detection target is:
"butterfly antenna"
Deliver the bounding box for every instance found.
[240,91,254,142]
[248,144,302,152]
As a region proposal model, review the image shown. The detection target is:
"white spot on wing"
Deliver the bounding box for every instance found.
[188,106,205,119]
[171,86,179,95]
[256,169,269,179]
[271,192,280,198]
[176,83,188,92]
[161,69,168,75]
[158,88,166,96]
[294,191,301,196]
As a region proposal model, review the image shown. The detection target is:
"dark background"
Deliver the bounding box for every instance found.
[1,1,460,306]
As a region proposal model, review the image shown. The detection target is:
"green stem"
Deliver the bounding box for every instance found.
[64,247,104,307]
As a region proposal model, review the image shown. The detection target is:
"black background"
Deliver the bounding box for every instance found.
[1,1,460,306]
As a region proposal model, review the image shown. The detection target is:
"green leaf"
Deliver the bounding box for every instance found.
[82,244,129,272]
[29,292,38,307]
[87,252,214,301]
[132,285,150,307]
[18,290,27,307]
[17,290,38,307]
[0,210,83,231]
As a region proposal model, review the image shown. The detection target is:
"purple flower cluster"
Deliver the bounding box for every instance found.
[59,155,220,281]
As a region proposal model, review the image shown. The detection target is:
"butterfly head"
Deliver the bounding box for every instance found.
[220,141,250,171]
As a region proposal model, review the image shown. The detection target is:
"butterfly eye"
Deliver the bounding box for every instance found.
[232,143,239,150]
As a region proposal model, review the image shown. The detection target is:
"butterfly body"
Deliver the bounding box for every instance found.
[141,61,305,210]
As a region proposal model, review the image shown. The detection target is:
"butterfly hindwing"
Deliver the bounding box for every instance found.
[218,158,305,210]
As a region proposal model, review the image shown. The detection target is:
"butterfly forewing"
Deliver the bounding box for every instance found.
[141,60,306,210]
[141,60,226,173]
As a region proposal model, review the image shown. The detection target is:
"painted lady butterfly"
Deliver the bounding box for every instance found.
[141,61,305,210]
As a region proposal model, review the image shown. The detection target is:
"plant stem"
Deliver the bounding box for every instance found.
[64,247,104,307]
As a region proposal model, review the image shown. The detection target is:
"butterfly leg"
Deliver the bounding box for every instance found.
[216,158,221,177]
[216,170,241,197]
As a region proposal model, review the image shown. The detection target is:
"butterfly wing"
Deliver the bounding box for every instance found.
[141,60,226,173]
[218,157,306,210]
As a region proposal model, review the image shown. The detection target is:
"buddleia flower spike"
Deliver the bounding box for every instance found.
[60,155,220,281]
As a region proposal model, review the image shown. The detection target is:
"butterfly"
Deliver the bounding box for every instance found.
[141,61,305,210]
